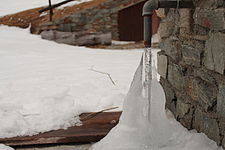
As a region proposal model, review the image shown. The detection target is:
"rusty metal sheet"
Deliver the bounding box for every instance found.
[0,112,122,147]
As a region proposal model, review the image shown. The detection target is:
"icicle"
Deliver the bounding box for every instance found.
[142,47,152,122]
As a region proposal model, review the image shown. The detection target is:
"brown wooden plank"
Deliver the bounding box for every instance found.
[0,112,122,147]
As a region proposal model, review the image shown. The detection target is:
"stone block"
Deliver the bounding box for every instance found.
[160,78,176,115]
[176,99,193,129]
[194,0,225,8]
[194,68,217,85]
[158,22,174,38]
[194,8,225,31]
[159,37,181,62]
[208,8,225,31]
[193,108,220,143]
[179,9,191,35]
[203,32,225,75]
[185,77,217,111]
[157,53,168,79]
[181,45,201,67]
[217,84,225,118]
[168,62,184,90]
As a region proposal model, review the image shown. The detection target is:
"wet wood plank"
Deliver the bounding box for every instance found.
[0,112,122,147]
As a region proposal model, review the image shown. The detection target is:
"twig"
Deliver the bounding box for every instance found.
[89,67,116,86]
[80,106,119,122]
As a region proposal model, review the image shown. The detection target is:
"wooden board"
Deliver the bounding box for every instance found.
[0,112,122,147]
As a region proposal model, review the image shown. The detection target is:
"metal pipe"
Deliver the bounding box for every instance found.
[142,0,194,122]
[142,0,194,47]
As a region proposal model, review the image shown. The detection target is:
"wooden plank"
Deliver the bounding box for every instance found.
[0,112,122,147]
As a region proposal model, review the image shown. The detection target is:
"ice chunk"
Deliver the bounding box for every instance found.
[90,54,222,150]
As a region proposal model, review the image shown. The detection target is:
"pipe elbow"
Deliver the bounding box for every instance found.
[142,0,159,16]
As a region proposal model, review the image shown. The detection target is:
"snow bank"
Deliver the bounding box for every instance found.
[0,144,14,150]
[0,26,142,138]
[90,52,222,150]
[0,0,92,17]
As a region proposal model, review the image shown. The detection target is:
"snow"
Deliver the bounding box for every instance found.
[0,144,14,150]
[0,25,142,139]
[90,50,222,150]
[0,0,92,17]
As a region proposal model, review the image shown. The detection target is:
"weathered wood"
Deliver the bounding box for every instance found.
[0,112,122,147]
[39,0,75,13]
[41,30,112,46]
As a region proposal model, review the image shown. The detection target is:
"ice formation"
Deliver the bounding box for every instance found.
[90,50,221,150]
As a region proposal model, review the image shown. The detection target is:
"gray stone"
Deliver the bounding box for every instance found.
[185,77,217,111]
[160,78,176,115]
[204,32,225,75]
[193,108,220,143]
[157,53,168,79]
[176,99,193,129]
[181,45,201,67]
[208,8,225,31]
[222,137,225,149]
[179,9,191,35]
[194,68,217,85]
[158,22,174,38]
[168,62,184,90]
[194,0,225,8]
[217,84,225,118]
[194,8,225,31]
[159,37,181,62]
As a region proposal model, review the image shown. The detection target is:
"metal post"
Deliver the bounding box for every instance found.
[48,0,53,21]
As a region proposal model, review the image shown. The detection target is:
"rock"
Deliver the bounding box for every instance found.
[158,22,174,38]
[217,84,225,118]
[185,77,217,111]
[41,30,112,46]
[194,68,217,85]
[203,32,225,75]
[194,0,225,8]
[168,62,184,90]
[193,108,220,144]
[176,99,193,129]
[179,9,191,35]
[159,37,181,62]
[160,78,177,115]
[207,8,225,31]
[194,8,225,31]
[157,53,168,79]
[181,45,201,67]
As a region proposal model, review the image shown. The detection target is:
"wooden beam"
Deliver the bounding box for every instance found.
[0,112,122,147]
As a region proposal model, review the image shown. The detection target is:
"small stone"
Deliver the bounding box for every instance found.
[217,84,225,118]
[158,22,174,38]
[159,37,181,62]
[193,108,220,143]
[176,99,193,129]
[194,8,225,31]
[185,77,217,111]
[168,62,184,90]
[208,8,225,31]
[157,53,168,79]
[194,68,217,85]
[203,32,225,75]
[181,45,201,67]
[160,78,176,115]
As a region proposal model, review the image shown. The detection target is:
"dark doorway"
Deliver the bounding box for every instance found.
[118,1,159,41]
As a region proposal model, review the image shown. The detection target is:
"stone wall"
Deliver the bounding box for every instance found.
[39,0,145,40]
[157,0,225,147]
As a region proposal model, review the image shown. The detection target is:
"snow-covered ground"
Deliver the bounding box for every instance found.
[0,0,91,17]
[0,26,142,140]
